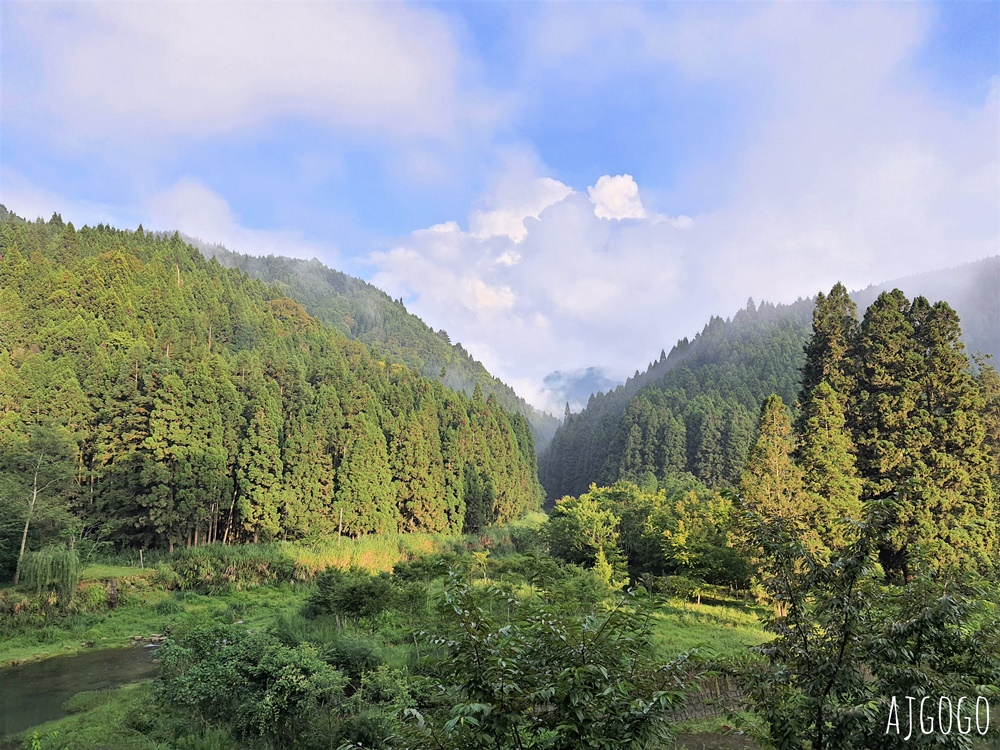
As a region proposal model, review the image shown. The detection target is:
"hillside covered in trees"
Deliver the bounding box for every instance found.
[194,241,561,449]
[539,258,1000,502]
[0,209,544,579]
[540,299,815,499]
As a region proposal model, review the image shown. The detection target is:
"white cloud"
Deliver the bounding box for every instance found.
[6,2,491,143]
[470,177,572,243]
[146,181,335,262]
[370,173,691,412]
[520,3,998,310]
[370,3,998,412]
[588,174,646,220]
[468,149,574,243]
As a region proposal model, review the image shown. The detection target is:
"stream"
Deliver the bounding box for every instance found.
[0,645,160,739]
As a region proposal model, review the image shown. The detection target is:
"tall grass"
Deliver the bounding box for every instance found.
[279,532,457,579]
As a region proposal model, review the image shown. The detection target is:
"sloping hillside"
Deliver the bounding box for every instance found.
[194,242,560,449]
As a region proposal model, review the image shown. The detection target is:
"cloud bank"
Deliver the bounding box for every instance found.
[2,2,996,414]
[363,4,998,413]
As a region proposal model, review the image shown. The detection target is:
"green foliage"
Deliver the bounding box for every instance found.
[402,575,693,750]
[738,498,1000,750]
[545,485,622,569]
[541,301,814,498]
[0,209,543,558]
[545,480,751,588]
[158,624,349,749]
[201,244,560,449]
[320,635,384,680]
[165,544,296,592]
[840,290,995,577]
[304,566,394,624]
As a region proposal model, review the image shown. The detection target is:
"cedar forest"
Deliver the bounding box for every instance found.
[0,209,998,750]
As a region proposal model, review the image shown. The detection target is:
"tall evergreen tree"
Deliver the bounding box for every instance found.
[848,290,921,578]
[335,411,397,535]
[904,299,996,572]
[235,385,284,543]
[739,395,819,555]
[797,282,857,428]
[796,381,863,554]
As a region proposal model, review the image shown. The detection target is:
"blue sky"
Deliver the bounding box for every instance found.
[2,2,997,412]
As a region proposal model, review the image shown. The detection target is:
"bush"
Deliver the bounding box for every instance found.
[321,636,383,680]
[392,552,466,582]
[159,624,348,749]
[167,544,296,592]
[305,567,393,623]
[402,576,694,750]
[152,562,182,590]
[154,597,185,615]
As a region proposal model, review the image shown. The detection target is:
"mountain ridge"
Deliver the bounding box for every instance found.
[538,255,999,501]
[187,238,561,450]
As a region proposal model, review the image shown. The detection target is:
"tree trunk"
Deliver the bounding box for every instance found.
[12,453,45,585]
[222,487,238,545]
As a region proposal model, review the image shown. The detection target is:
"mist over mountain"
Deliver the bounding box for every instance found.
[539,256,1000,501]
[187,238,561,450]
[851,256,999,360]
[543,368,621,414]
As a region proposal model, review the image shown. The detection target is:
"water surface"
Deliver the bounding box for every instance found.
[0,645,159,738]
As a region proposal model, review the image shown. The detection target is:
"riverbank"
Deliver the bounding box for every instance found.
[0,582,305,668]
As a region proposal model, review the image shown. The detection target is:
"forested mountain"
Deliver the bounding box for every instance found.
[192,241,561,449]
[540,300,815,499]
[539,257,1000,502]
[0,209,543,577]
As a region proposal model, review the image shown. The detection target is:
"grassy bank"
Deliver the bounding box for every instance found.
[0,532,465,668]
[1,524,775,749]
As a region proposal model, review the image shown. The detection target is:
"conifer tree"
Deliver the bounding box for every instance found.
[796,381,863,554]
[235,385,284,543]
[393,409,448,532]
[739,395,819,555]
[658,415,687,478]
[848,290,921,578]
[905,299,996,572]
[335,411,397,535]
[797,282,857,428]
[693,409,725,487]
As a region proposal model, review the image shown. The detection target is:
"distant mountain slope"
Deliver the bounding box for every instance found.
[852,256,999,359]
[540,300,814,500]
[193,241,560,449]
[538,257,999,501]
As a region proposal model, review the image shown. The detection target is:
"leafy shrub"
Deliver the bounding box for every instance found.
[80,581,108,609]
[403,575,694,750]
[152,562,182,590]
[154,597,185,615]
[320,635,383,680]
[167,544,296,592]
[304,567,393,623]
[392,552,466,582]
[159,624,348,749]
